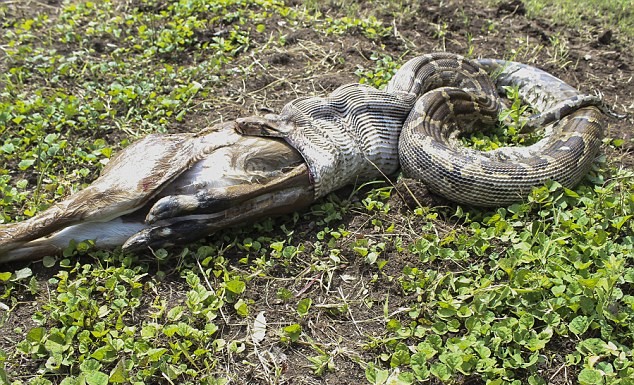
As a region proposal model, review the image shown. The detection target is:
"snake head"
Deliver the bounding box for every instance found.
[236,115,295,138]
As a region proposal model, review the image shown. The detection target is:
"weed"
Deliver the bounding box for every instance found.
[462,84,541,151]
[522,0,634,39]
[354,53,401,88]
[1,1,633,384]
[548,32,572,69]
[433,22,449,51]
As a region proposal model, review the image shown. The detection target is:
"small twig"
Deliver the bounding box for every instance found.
[295,272,323,297]
[549,362,566,382]
[338,286,363,335]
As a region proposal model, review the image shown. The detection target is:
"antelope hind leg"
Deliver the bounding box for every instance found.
[0,218,149,263]
[0,132,206,256]
[146,162,309,223]
[145,135,307,223]
[0,123,314,263]
[122,164,313,252]
[125,137,314,252]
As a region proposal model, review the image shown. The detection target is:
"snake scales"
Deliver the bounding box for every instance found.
[238,52,605,206]
[0,52,609,261]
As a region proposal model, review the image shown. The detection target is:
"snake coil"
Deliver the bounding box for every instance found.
[245,52,604,206]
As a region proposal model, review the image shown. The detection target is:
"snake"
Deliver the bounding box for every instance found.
[238,52,606,206]
[0,52,611,261]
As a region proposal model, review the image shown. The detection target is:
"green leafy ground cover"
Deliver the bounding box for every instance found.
[0,0,633,384]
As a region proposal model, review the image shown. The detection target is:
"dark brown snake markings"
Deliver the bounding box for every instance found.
[244,52,605,206]
[0,53,611,261]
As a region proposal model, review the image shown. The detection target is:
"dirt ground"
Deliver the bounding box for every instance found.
[1,0,633,384]
[216,0,634,165]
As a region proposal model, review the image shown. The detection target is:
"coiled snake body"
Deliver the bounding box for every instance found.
[0,52,610,261]
[239,52,604,206]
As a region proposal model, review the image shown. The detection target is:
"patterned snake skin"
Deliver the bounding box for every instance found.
[241,52,605,206]
[0,52,611,261]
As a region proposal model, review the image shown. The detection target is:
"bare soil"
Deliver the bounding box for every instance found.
[1,0,633,384]
[218,0,633,164]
